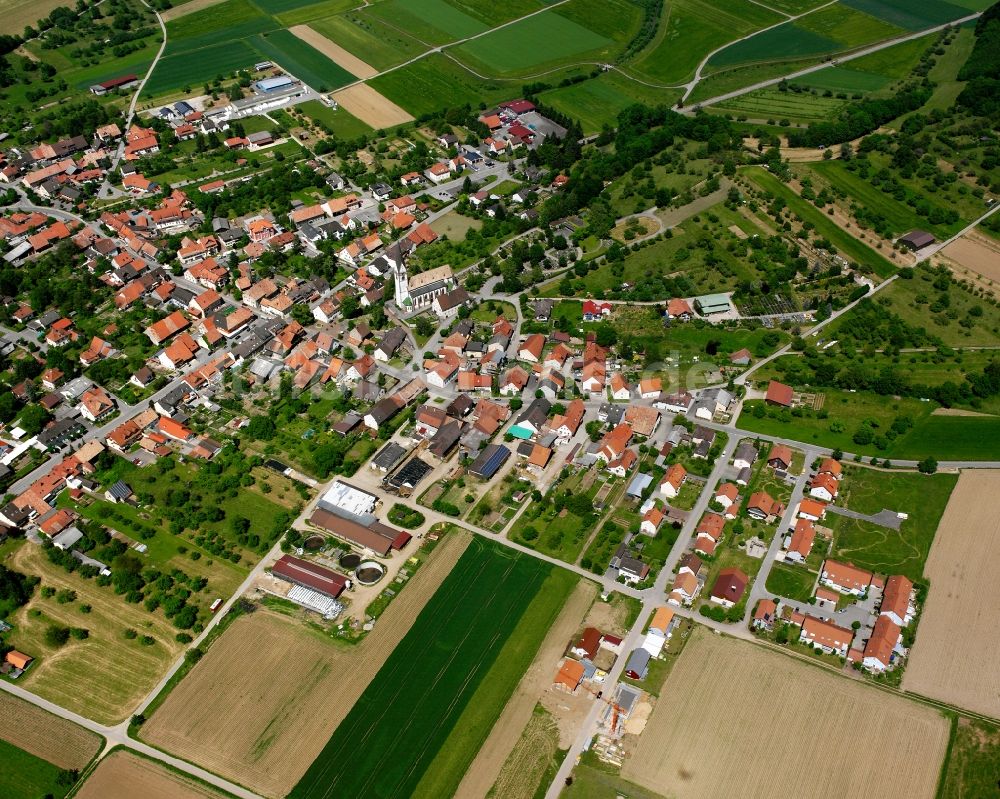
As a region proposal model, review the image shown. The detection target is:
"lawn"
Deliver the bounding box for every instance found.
[430,210,482,240]
[288,538,576,799]
[251,29,356,91]
[628,0,782,84]
[369,54,510,117]
[0,739,71,799]
[830,467,957,580]
[744,166,897,276]
[765,562,816,602]
[454,9,614,74]
[310,11,426,70]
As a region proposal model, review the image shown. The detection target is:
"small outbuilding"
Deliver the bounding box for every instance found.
[899,230,935,251]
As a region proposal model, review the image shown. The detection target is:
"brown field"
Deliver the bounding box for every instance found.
[161,0,226,21]
[454,580,597,799]
[904,470,1000,717]
[289,25,377,79]
[0,691,101,770]
[6,545,183,725]
[75,750,228,799]
[486,706,561,799]
[331,83,414,129]
[0,0,72,30]
[142,531,471,798]
[941,229,1000,294]
[623,628,948,799]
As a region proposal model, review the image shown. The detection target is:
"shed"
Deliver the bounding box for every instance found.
[899,230,935,250]
[693,293,731,315]
[272,554,348,598]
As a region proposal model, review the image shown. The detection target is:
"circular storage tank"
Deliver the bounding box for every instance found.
[355,561,386,586]
[339,552,362,569]
[303,535,325,551]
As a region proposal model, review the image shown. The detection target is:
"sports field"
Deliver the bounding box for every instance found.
[290,537,579,799]
[143,532,471,798]
[623,628,949,798]
[905,471,1000,717]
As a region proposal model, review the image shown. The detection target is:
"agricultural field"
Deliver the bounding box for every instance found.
[75,750,230,799]
[453,1,629,75]
[717,87,848,122]
[627,0,782,85]
[0,692,101,771]
[365,0,489,43]
[0,739,74,799]
[368,54,511,118]
[904,471,1000,718]
[482,705,564,799]
[4,544,185,725]
[290,538,579,799]
[142,531,471,798]
[0,0,71,29]
[540,72,681,135]
[622,627,949,798]
[941,227,1000,295]
[937,717,1000,799]
[273,0,362,26]
[839,0,986,31]
[308,12,425,71]
[251,29,356,92]
[828,468,957,580]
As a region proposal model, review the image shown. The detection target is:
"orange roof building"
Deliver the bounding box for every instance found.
[554,658,585,692]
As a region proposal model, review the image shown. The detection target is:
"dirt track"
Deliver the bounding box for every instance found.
[624,628,948,799]
[75,750,226,799]
[331,83,414,129]
[142,531,470,797]
[904,471,1000,717]
[453,580,597,799]
[0,692,100,769]
[289,25,377,79]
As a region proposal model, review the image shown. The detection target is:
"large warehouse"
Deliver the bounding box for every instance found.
[272,554,349,598]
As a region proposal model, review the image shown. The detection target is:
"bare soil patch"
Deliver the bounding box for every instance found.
[331,83,414,129]
[624,628,948,799]
[454,580,597,799]
[75,750,226,799]
[904,471,1000,717]
[0,692,101,769]
[161,0,225,21]
[931,407,996,417]
[941,229,1000,296]
[142,531,470,798]
[289,25,377,79]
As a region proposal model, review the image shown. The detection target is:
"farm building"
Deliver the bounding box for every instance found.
[89,74,138,95]
[693,293,730,315]
[899,230,935,251]
[765,380,794,407]
[255,75,295,93]
[317,481,378,518]
[307,509,410,556]
[271,554,349,598]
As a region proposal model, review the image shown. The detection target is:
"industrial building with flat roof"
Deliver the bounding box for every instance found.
[255,75,295,93]
[317,480,378,518]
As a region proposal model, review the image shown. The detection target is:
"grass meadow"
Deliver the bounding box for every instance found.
[288,537,577,799]
[765,562,817,602]
[938,718,1000,799]
[310,12,426,70]
[298,99,373,138]
[0,739,71,799]
[540,72,681,134]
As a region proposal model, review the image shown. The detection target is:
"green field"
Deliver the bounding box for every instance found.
[629,0,782,84]
[252,0,352,14]
[274,0,361,24]
[831,468,957,579]
[744,166,897,276]
[0,739,71,799]
[540,72,682,134]
[367,0,488,43]
[251,29,356,91]
[298,99,372,138]
[939,718,1000,799]
[709,24,839,69]
[792,67,892,93]
[765,562,817,603]
[289,537,577,799]
[454,9,614,73]
[840,0,978,30]
[310,12,426,70]
[369,54,512,116]
[718,88,847,122]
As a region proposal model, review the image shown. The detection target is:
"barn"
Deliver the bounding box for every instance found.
[469,443,510,479]
[271,555,348,598]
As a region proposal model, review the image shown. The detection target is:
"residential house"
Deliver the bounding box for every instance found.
[78,386,115,422]
[746,491,783,522]
[768,444,793,471]
[820,559,873,596]
[659,463,687,499]
[733,441,758,471]
[862,615,902,673]
[880,575,915,627]
[765,380,794,407]
[710,568,748,609]
[800,616,853,657]
[785,519,816,564]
